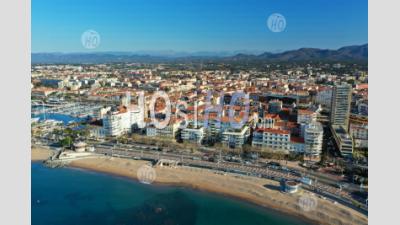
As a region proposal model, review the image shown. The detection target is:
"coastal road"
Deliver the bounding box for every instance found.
[93,144,366,212]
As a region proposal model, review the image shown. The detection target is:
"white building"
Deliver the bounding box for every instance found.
[102,106,131,136]
[181,123,205,144]
[331,125,354,157]
[350,123,368,148]
[297,109,318,138]
[129,105,145,129]
[252,128,291,151]
[304,122,324,156]
[146,120,180,139]
[221,126,250,148]
[315,88,332,107]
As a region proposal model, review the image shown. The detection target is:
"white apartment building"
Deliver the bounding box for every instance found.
[256,114,279,129]
[331,125,354,157]
[252,128,291,151]
[315,88,332,107]
[304,122,324,156]
[298,109,318,138]
[146,121,180,138]
[102,107,131,136]
[350,123,368,148]
[181,124,205,144]
[221,126,250,148]
[297,110,317,124]
[129,106,145,129]
[204,117,232,141]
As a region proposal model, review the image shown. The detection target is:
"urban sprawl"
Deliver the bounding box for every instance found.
[31,62,368,210]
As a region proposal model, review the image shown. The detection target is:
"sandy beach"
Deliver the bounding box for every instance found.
[32,147,367,225]
[31,146,55,161]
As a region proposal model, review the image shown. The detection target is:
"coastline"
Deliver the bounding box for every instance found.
[32,147,367,225]
[31,146,54,162]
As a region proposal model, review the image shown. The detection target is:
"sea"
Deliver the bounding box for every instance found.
[32,162,311,225]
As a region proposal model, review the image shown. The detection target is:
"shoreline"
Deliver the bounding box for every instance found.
[31,147,367,225]
[67,163,315,225]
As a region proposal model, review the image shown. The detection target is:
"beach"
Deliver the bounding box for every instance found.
[31,146,54,161]
[31,147,367,225]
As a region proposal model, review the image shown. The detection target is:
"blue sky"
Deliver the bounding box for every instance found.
[32,0,368,53]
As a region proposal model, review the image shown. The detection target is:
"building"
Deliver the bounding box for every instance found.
[331,125,354,157]
[290,137,305,153]
[304,122,324,156]
[297,110,317,124]
[268,100,283,114]
[40,78,65,89]
[129,105,145,129]
[297,109,317,138]
[73,141,87,152]
[280,179,300,193]
[257,114,279,129]
[252,128,291,151]
[181,122,205,144]
[357,102,368,116]
[221,126,250,148]
[330,84,352,129]
[349,122,368,149]
[102,106,131,136]
[315,88,332,107]
[146,120,180,138]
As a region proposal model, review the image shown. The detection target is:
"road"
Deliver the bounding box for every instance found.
[93,143,367,214]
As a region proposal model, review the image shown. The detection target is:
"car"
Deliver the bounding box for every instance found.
[291,171,302,176]
[280,166,290,172]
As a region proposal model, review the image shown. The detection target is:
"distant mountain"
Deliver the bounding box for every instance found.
[32,44,367,64]
[228,44,368,62]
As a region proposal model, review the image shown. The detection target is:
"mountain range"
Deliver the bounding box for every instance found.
[32,44,367,64]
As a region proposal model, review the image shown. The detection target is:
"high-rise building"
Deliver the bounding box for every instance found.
[304,122,324,156]
[330,84,352,129]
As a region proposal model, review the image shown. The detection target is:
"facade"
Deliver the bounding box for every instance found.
[146,122,180,138]
[221,126,250,148]
[102,107,131,136]
[181,124,205,144]
[315,88,332,107]
[331,125,354,157]
[350,122,368,149]
[297,110,317,124]
[330,84,352,129]
[252,128,291,151]
[297,109,318,138]
[129,106,145,129]
[290,137,305,153]
[304,122,324,156]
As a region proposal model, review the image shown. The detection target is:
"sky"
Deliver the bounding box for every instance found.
[32,0,368,53]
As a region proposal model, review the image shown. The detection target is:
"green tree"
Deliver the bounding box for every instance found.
[60,136,72,148]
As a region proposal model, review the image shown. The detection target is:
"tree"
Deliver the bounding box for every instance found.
[60,136,72,148]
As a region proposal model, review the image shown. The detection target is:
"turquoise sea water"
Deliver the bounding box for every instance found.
[31,113,83,125]
[32,162,311,225]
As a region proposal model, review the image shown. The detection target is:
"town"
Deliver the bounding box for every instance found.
[31,61,368,213]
